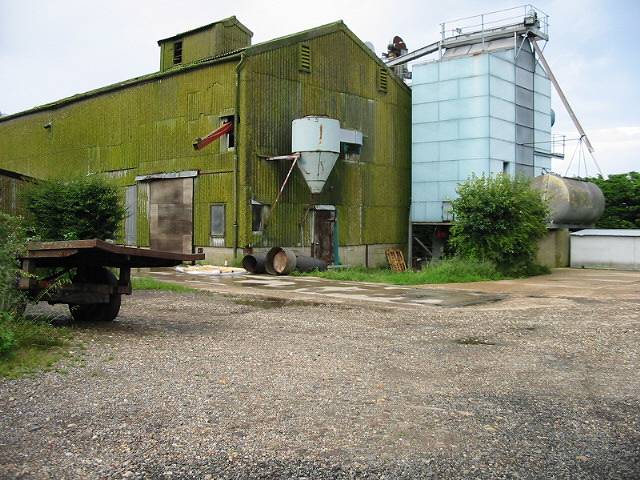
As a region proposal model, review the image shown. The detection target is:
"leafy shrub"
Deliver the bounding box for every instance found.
[22,176,126,241]
[0,213,27,315]
[450,174,549,276]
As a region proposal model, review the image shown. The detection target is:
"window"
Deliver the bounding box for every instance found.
[340,142,362,157]
[173,40,183,65]
[219,115,235,150]
[210,204,225,237]
[251,202,270,233]
[377,67,389,93]
[298,44,311,73]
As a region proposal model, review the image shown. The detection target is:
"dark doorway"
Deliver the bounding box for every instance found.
[313,209,335,264]
[149,178,193,253]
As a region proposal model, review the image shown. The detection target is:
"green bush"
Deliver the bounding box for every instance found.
[450,174,549,276]
[0,213,27,315]
[22,176,126,241]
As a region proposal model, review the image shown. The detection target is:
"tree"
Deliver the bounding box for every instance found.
[449,174,549,275]
[586,172,640,229]
[22,176,126,241]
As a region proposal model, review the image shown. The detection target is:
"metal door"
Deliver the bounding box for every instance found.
[149,178,193,253]
[313,209,335,264]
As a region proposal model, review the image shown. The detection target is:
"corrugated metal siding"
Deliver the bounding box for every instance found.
[239,30,411,249]
[193,172,234,246]
[0,174,27,216]
[0,61,238,247]
[0,25,411,254]
[160,23,250,71]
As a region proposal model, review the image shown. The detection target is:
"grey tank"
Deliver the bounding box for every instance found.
[531,174,605,227]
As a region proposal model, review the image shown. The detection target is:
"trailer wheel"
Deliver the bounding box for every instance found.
[69,267,121,322]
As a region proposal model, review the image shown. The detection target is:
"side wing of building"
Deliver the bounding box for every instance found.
[0,59,239,251]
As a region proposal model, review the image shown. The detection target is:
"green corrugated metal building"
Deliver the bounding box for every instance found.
[0,16,411,266]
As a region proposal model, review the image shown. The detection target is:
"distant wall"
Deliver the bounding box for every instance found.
[571,232,640,270]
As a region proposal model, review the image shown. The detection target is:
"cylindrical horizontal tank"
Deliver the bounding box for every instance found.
[292,116,340,194]
[532,174,605,226]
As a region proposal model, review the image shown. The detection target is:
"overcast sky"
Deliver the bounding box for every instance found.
[1,0,637,176]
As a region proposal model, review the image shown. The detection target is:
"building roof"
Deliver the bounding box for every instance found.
[571,229,640,237]
[0,168,35,181]
[157,16,253,44]
[0,19,408,123]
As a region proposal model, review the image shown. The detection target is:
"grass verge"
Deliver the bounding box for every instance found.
[294,258,511,285]
[0,313,71,379]
[132,276,197,293]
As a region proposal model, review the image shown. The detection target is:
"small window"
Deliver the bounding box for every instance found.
[377,67,389,93]
[251,202,270,233]
[210,204,225,237]
[220,115,235,150]
[173,40,183,65]
[340,142,362,157]
[299,44,311,73]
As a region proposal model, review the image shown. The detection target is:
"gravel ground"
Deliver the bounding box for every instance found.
[1,289,639,479]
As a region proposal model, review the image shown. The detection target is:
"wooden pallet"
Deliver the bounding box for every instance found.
[385,248,407,272]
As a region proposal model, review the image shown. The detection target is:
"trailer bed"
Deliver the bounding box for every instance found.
[18,239,205,322]
[22,239,204,268]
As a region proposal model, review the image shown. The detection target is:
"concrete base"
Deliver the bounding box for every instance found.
[199,244,405,268]
[536,228,570,268]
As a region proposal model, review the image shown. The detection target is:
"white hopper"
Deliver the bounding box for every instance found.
[292,116,341,194]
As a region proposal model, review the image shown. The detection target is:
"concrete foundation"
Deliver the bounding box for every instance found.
[536,228,570,268]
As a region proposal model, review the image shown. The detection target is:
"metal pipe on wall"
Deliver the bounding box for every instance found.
[233,53,247,259]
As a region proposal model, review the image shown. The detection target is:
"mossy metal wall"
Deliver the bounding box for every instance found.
[0,25,411,255]
[0,174,28,216]
[159,22,251,71]
[238,29,411,250]
[0,61,238,247]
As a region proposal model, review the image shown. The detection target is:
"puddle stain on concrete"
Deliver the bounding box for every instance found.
[147,269,508,309]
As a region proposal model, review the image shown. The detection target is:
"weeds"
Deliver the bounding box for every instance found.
[132,276,197,293]
[0,312,71,378]
[295,258,512,285]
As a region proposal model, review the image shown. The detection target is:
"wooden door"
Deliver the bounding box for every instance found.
[149,178,193,253]
[313,209,335,264]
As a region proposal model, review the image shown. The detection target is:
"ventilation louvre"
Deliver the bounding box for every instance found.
[378,67,389,93]
[299,44,311,73]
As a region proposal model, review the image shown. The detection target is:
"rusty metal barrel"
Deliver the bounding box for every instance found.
[265,247,297,275]
[241,253,267,274]
[265,247,328,275]
[294,255,328,273]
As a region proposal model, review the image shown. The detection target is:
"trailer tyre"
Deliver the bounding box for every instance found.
[69,268,121,322]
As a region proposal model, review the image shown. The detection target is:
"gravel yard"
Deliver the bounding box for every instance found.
[1,285,639,479]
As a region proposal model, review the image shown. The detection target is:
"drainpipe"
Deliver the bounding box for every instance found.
[233,52,247,258]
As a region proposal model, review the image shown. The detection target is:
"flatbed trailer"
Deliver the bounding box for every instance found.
[18,239,204,322]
